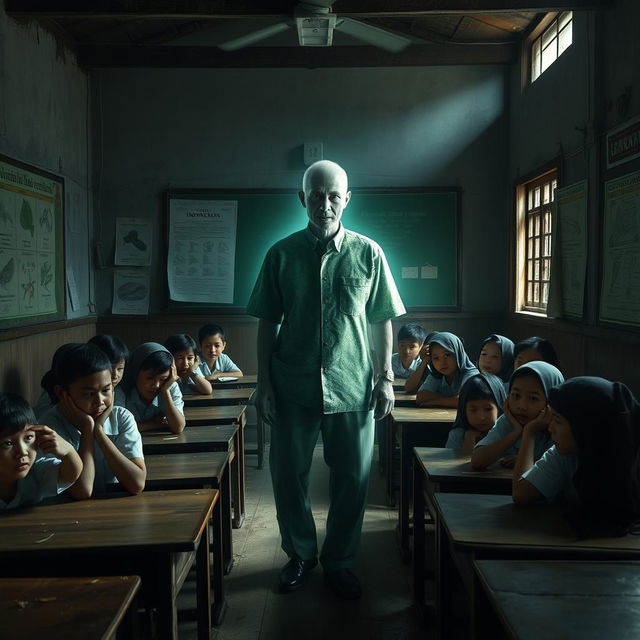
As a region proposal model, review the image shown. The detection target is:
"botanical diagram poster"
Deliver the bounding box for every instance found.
[167,199,237,304]
[600,170,640,326]
[114,217,153,266]
[547,181,588,319]
[0,155,64,327]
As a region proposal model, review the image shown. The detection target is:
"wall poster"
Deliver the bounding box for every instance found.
[0,154,64,329]
[600,169,640,326]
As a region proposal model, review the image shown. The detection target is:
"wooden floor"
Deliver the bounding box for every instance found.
[179,439,428,640]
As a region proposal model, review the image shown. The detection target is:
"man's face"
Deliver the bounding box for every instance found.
[299,167,351,240]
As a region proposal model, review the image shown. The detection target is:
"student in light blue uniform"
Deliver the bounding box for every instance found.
[40,343,145,498]
[88,334,129,406]
[446,372,506,453]
[0,393,82,510]
[513,376,640,538]
[165,334,212,396]
[471,361,563,470]
[392,323,427,378]
[416,332,478,408]
[122,342,185,433]
[34,343,76,420]
[197,323,243,381]
[477,334,515,385]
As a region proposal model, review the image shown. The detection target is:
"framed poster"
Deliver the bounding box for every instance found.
[0,154,65,329]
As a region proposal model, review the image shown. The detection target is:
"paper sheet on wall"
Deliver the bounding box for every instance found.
[599,170,640,326]
[547,180,587,319]
[114,217,153,266]
[167,199,237,304]
[112,269,150,315]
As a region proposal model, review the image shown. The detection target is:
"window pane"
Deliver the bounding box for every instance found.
[542,260,550,280]
[544,235,551,256]
[531,40,541,81]
[534,282,540,304]
[528,189,534,211]
[544,210,551,234]
[534,187,541,207]
[541,41,557,73]
[541,20,557,51]
[528,238,533,259]
[534,260,540,281]
[527,282,533,304]
[528,216,534,236]
[535,239,540,258]
[535,216,540,236]
[542,282,549,304]
[558,10,572,30]
[558,23,572,55]
[543,183,550,204]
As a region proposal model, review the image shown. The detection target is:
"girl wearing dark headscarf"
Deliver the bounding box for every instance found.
[416,332,478,409]
[477,334,515,385]
[513,376,640,538]
[446,373,507,453]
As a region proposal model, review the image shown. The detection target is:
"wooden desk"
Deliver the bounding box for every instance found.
[433,493,640,639]
[183,388,255,407]
[393,391,417,407]
[185,404,246,428]
[473,559,640,640]
[142,425,245,529]
[0,575,141,640]
[389,407,457,560]
[392,379,408,391]
[0,490,220,640]
[212,374,257,388]
[145,451,234,576]
[412,447,512,616]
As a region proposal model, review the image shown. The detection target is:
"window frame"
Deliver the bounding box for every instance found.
[514,164,560,317]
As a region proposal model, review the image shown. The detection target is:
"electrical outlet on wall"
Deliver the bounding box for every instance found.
[304,142,323,165]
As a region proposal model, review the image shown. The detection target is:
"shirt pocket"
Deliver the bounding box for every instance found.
[339,276,370,316]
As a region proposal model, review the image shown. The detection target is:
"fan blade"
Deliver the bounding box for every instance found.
[219,21,291,51]
[336,18,413,53]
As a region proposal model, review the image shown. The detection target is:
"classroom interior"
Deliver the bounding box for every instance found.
[1,0,639,638]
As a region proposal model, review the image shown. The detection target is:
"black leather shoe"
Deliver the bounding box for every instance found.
[278,557,318,593]
[324,568,362,600]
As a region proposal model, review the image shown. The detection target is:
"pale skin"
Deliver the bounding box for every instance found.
[173,348,212,395]
[478,342,502,376]
[135,363,186,434]
[200,334,243,381]
[256,161,395,425]
[55,370,145,499]
[512,407,576,504]
[416,344,460,408]
[0,424,83,504]
[459,399,499,455]
[404,342,430,394]
[470,375,547,471]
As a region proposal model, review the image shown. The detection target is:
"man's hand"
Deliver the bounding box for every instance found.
[370,378,394,421]
[257,381,277,426]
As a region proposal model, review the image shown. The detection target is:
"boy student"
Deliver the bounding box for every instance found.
[0,393,82,509]
[197,324,242,381]
[392,323,427,378]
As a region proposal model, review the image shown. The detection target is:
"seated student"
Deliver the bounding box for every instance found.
[392,323,427,378]
[404,331,436,394]
[122,342,185,434]
[88,334,129,406]
[470,361,563,470]
[165,334,212,396]
[39,343,145,499]
[416,332,478,408]
[446,373,506,454]
[512,377,640,538]
[197,323,242,381]
[0,393,82,510]
[514,336,560,370]
[477,334,515,384]
[34,344,75,420]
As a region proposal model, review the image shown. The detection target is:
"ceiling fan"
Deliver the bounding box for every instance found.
[218,1,414,53]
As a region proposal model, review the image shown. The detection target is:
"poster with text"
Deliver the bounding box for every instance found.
[114,217,153,266]
[112,269,150,315]
[547,181,587,319]
[600,170,640,326]
[167,199,237,304]
[0,157,62,325]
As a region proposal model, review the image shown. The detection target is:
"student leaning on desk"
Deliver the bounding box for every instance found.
[0,393,82,510]
[512,376,640,539]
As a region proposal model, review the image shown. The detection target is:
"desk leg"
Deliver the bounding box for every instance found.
[154,556,179,640]
[196,530,212,640]
[232,418,246,529]
[210,496,228,626]
[385,417,396,506]
[221,462,234,574]
[435,517,454,640]
[256,413,264,470]
[398,425,412,562]
[413,454,426,616]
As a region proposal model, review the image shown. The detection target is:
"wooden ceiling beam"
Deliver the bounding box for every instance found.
[77,43,516,67]
[5,0,611,20]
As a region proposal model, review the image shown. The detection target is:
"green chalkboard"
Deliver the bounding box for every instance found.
[165,187,459,310]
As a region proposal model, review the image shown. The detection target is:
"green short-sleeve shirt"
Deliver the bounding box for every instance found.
[247,224,406,413]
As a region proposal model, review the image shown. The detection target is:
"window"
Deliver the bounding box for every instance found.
[530,11,572,82]
[515,170,558,314]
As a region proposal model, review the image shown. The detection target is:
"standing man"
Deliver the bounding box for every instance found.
[247,160,405,599]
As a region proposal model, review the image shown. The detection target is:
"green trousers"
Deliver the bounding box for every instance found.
[269,400,375,571]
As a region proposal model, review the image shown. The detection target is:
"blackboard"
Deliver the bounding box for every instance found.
[165,187,459,310]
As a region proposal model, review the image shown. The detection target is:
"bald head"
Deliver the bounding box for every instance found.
[302,160,349,193]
